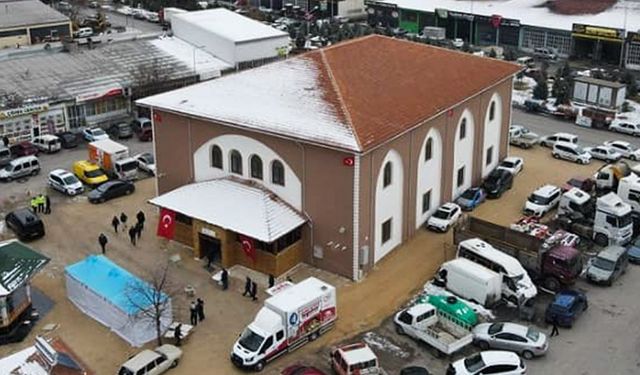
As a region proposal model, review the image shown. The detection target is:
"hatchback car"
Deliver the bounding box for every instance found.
[456,187,486,211]
[584,145,622,162]
[134,152,156,175]
[552,141,591,164]
[609,121,640,136]
[426,203,462,232]
[10,141,38,157]
[523,184,561,217]
[472,322,548,359]
[48,169,84,196]
[497,157,524,175]
[88,180,135,203]
[539,132,578,148]
[109,122,134,139]
[586,245,628,286]
[82,127,109,142]
[544,290,587,328]
[55,131,79,148]
[603,140,640,160]
[5,208,45,241]
[118,344,182,375]
[447,351,526,375]
[483,169,514,199]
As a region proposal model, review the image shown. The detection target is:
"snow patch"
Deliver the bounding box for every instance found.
[363,331,410,359]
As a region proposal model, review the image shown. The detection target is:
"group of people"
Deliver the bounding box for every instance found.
[189,298,205,326]
[98,210,146,254]
[30,194,51,215]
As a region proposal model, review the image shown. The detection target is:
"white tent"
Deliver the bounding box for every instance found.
[65,255,172,347]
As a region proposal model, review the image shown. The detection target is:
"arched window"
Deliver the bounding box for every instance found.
[383,161,392,187]
[489,101,496,121]
[250,155,263,179]
[211,145,223,169]
[460,118,467,140]
[230,150,242,174]
[272,160,285,186]
[424,138,433,161]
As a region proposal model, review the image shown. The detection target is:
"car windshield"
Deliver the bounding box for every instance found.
[528,193,550,205]
[85,169,105,178]
[97,183,114,192]
[501,161,514,168]
[238,329,264,352]
[486,175,501,185]
[461,189,476,199]
[464,354,486,372]
[63,175,78,184]
[488,323,504,335]
[432,209,450,219]
[120,161,138,172]
[526,327,540,341]
[93,129,106,136]
[593,256,615,271]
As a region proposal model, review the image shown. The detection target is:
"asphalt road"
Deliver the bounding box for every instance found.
[79,7,163,34]
[512,109,640,148]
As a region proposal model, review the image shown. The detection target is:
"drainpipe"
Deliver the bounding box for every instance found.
[294,141,313,260]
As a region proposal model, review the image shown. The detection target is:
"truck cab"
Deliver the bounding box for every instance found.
[232,307,287,372]
[330,343,381,375]
[594,161,631,192]
[594,193,633,246]
[538,246,582,290]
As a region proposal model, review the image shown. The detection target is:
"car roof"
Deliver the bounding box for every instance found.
[12,208,38,221]
[607,140,630,147]
[502,156,521,163]
[498,322,529,336]
[533,184,559,196]
[551,132,576,138]
[553,290,581,307]
[480,350,520,365]
[336,343,377,364]
[439,203,458,211]
[598,245,627,261]
[50,169,73,178]
[121,349,161,369]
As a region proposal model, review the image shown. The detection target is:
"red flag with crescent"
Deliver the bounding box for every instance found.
[491,14,502,28]
[157,208,176,239]
[239,235,256,262]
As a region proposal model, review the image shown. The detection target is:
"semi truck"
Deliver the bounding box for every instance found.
[454,216,583,291]
[88,139,138,180]
[436,258,502,307]
[594,161,631,192]
[394,303,474,356]
[231,277,337,371]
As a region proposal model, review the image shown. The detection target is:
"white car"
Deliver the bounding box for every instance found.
[585,145,622,162]
[83,127,109,142]
[118,344,182,375]
[48,169,84,196]
[447,351,526,375]
[497,157,524,175]
[603,140,640,160]
[523,184,561,217]
[427,203,462,232]
[134,152,156,175]
[472,322,549,359]
[539,132,578,148]
[552,142,591,164]
[452,38,464,48]
[609,121,640,136]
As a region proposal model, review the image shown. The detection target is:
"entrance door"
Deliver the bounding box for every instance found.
[199,234,221,265]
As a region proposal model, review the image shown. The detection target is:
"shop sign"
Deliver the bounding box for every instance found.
[75,86,124,103]
[475,14,520,27]
[435,8,448,19]
[0,104,49,120]
[491,14,502,28]
[572,23,624,41]
[200,227,217,238]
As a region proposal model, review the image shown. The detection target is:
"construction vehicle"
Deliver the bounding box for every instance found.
[594,161,632,192]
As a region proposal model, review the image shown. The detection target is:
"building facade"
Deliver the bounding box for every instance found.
[0,0,71,49]
[140,35,519,280]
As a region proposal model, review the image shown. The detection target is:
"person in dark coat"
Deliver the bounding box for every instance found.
[44,195,51,214]
[98,233,108,254]
[174,323,182,346]
[135,221,142,241]
[221,268,229,290]
[268,274,275,288]
[136,210,146,231]
[2,136,8,147]
[112,216,120,233]
[196,298,205,322]
[128,226,136,246]
[189,301,198,326]
[550,316,560,337]
[242,277,251,297]
[120,212,128,230]
[250,281,258,301]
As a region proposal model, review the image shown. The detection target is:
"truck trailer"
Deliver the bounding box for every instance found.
[437,258,502,307]
[88,139,138,180]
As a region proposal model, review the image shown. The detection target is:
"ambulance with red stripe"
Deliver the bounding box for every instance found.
[231,277,337,371]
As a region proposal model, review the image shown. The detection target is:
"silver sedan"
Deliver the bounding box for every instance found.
[472,322,548,359]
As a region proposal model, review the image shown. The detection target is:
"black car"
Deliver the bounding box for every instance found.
[482,169,513,199]
[401,367,430,375]
[87,180,135,203]
[55,131,79,148]
[5,208,45,241]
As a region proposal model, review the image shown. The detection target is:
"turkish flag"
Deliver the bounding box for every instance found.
[157,208,176,239]
[239,235,256,262]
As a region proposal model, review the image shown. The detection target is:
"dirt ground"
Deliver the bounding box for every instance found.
[0,146,605,375]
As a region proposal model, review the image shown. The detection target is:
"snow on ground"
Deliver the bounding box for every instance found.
[422,281,496,320]
[363,332,410,359]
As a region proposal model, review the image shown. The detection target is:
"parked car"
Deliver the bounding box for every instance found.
[5,208,45,241]
[552,142,591,164]
[452,38,464,48]
[586,245,628,285]
[48,169,84,196]
[447,351,526,375]
[400,367,431,375]
[137,127,153,141]
[483,169,514,199]
[330,343,381,375]
[282,365,327,375]
[627,237,640,264]
[32,135,61,153]
[0,155,40,181]
[534,47,557,60]
[132,117,152,132]
[55,131,79,148]
[562,177,594,193]
[134,152,156,175]
[88,179,135,203]
[472,322,548,359]
[539,132,578,148]
[109,122,134,139]
[0,144,12,167]
[609,121,640,136]
[523,184,561,217]
[10,141,38,157]
[82,127,109,142]
[544,290,587,328]
[584,145,622,162]
[72,160,108,187]
[427,295,478,326]
[426,203,462,232]
[497,156,523,175]
[603,140,640,160]
[118,344,182,375]
[456,187,486,211]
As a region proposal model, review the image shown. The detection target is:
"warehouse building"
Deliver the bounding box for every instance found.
[139,35,519,280]
[0,0,71,49]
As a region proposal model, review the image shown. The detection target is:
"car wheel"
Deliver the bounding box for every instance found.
[395,324,405,335]
[584,302,588,311]
[522,350,534,360]
[31,169,39,176]
[170,359,179,368]
[126,189,133,195]
[5,176,12,182]
[552,153,560,159]
[543,277,560,291]
[478,340,490,350]
[541,141,547,147]
[254,361,265,372]
[594,233,608,246]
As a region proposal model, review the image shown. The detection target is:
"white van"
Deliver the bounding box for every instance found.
[552,141,592,164]
[516,56,535,67]
[74,27,93,38]
[32,134,61,153]
[438,258,502,307]
[0,155,40,181]
[539,132,578,148]
[457,238,538,303]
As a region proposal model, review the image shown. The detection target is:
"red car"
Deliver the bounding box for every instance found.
[10,141,38,157]
[282,365,327,375]
[136,127,153,141]
[562,177,594,193]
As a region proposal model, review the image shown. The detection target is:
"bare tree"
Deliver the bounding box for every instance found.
[125,262,177,346]
[129,58,182,100]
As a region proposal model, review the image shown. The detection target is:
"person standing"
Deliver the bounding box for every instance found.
[128,226,136,246]
[2,136,8,147]
[112,216,120,233]
[242,277,252,297]
[196,298,205,322]
[268,274,275,288]
[44,195,51,215]
[250,281,258,301]
[189,301,198,326]
[174,323,182,346]
[37,194,45,213]
[136,210,145,232]
[135,221,142,241]
[98,233,108,254]
[30,196,38,213]
[120,212,128,230]
[221,268,229,290]
[550,316,560,337]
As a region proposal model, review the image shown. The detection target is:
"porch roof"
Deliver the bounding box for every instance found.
[149,178,306,243]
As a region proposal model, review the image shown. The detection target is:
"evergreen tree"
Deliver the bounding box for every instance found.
[533,78,548,100]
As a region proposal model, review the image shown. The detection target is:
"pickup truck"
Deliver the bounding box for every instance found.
[509,127,539,149]
[394,303,473,356]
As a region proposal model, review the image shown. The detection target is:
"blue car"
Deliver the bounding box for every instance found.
[545,290,588,328]
[627,237,640,264]
[455,187,486,211]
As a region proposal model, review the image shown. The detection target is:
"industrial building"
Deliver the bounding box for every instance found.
[0,0,71,49]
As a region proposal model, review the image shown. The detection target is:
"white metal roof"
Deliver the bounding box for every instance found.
[172,8,288,43]
[0,0,69,30]
[149,36,233,79]
[338,344,377,365]
[90,139,127,154]
[459,238,526,277]
[149,178,306,242]
[266,277,333,314]
[0,346,46,375]
[252,307,283,335]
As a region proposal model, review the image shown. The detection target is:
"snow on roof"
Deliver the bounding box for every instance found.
[0,240,50,297]
[0,0,69,30]
[266,277,334,313]
[149,178,306,242]
[172,8,288,43]
[0,346,44,375]
[90,139,127,154]
[149,36,233,79]
[382,0,640,31]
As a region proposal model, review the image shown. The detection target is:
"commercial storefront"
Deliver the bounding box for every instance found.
[571,23,624,65]
[625,32,640,71]
[65,84,130,130]
[0,103,67,143]
[520,26,572,56]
